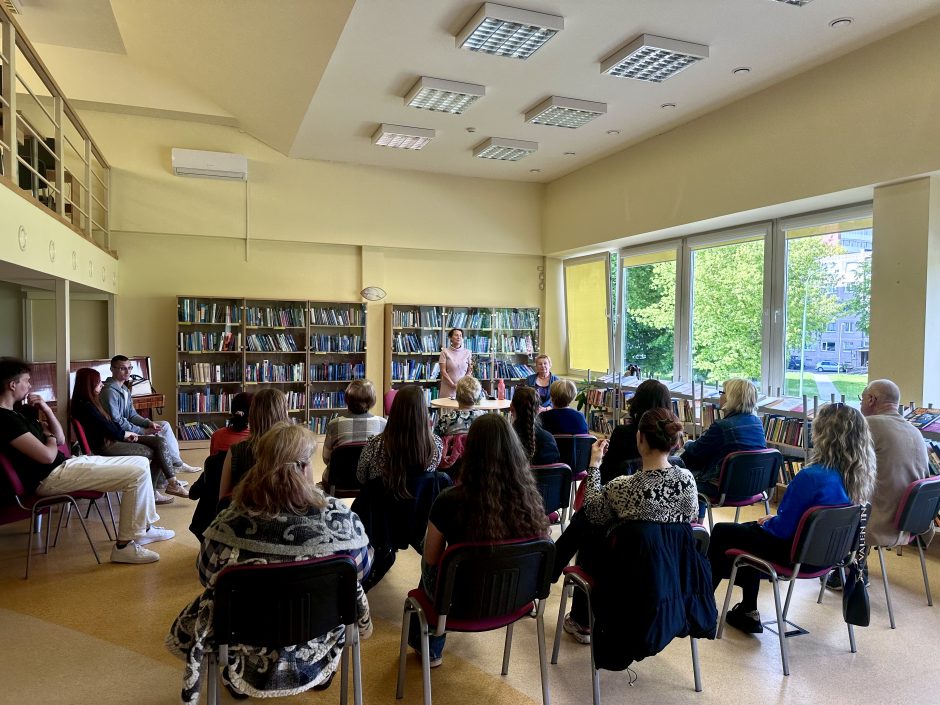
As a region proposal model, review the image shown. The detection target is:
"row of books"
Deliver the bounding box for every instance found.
[245,306,306,328]
[309,414,340,434]
[904,407,940,433]
[763,414,811,448]
[310,391,346,409]
[310,362,365,381]
[495,310,538,329]
[928,443,940,476]
[178,299,241,324]
[588,408,616,435]
[493,361,535,378]
[245,333,301,353]
[463,336,491,353]
[176,420,219,441]
[312,307,364,326]
[448,310,491,328]
[671,398,695,423]
[177,361,241,384]
[309,335,365,353]
[178,391,236,414]
[494,334,535,354]
[245,361,305,383]
[179,331,241,352]
[472,359,491,379]
[392,309,443,328]
[392,333,439,354]
[391,360,441,381]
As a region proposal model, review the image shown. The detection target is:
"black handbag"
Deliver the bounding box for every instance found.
[842,504,870,627]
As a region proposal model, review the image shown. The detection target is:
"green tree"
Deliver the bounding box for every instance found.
[844,257,871,334]
[623,261,675,377]
[784,237,845,354]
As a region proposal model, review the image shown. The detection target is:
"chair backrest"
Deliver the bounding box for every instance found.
[717,449,782,498]
[895,476,940,535]
[530,463,572,516]
[790,504,860,567]
[439,433,468,470]
[383,389,398,416]
[71,418,92,455]
[553,434,596,474]
[691,523,710,556]
[213,556,359,648]
[434,538,555,622]
[328,442,367,492]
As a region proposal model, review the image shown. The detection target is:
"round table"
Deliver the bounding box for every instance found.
[430,398,511,411]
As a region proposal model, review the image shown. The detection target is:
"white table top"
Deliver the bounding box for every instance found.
[430,398,511,411]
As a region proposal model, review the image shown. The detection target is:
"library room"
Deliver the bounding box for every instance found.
[1,2,940,704]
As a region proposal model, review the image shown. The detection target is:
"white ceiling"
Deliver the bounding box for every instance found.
[15,0,940,182]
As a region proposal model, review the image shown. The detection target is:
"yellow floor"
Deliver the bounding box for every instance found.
[2,461,940,704]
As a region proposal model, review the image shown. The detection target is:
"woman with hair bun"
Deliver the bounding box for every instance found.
[209,392,253,456]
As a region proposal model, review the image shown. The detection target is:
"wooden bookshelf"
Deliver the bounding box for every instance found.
[176,297,366,440]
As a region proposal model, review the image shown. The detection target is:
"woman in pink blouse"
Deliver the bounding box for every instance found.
[439,328,472,399]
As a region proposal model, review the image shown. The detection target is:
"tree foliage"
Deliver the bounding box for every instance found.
[844,257,871,334]
[784,237,845,354]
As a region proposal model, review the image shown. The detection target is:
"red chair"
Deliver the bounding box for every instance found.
[531,463,573,529]
[0,450,110,579]
[717,504,864,676]
[396,538,555,705]
[384,389,398,416]
[70,417,120,529]
[327,441,368,498]
[697,449,782,529]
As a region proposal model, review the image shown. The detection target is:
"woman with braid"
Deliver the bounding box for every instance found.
[510,386,560,465]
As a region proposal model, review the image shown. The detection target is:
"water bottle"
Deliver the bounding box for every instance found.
[497,378,506,400]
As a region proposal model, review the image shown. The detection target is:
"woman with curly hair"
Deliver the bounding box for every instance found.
[708,403,876,634]
[410,413,549,666]
[510,385,560,465]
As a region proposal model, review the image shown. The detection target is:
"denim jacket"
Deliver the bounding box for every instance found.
[681,411,766,484]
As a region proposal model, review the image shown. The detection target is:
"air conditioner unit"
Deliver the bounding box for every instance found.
[171,148,248,181]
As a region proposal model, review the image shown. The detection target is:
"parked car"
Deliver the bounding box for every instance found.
[815,360,847,373]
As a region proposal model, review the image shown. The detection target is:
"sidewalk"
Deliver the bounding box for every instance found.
[813,373,839,400]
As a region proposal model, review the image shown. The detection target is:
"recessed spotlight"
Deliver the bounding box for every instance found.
[768,0,815,6]
[601,34,708,83]
[606,129,621,136]
[466,127,477,133]
[525,96,607,129]
[372,124,435,150]
[732,66,751,76]
[563,151,576,156]
[829,17,853,28]
[474,137,538,161]
[660,102,677,110]
[456,3,564,59]
[405,77,485,114]
[529,168,542,173]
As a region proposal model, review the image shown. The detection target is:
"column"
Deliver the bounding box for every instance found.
[54,278,70,427]
[360,246,385,411]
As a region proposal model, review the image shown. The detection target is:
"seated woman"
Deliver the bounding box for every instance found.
[433,376,485,437]
[410,413,548,666]
[321,379,387,484]
[555,408,698,643]
[599,379,673,484]
[70,367,187,503]
[681,378,766,502]
[209,392,252,456]
[510,385,560,465]
[707,403,875,634]
[218,388,289,499]
[167,422,373,702]
[524,354,558,412]
[538,379,589,435]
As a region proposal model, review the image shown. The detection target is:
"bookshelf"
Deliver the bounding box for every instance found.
[176,297,366,443]
[384,303,539,402]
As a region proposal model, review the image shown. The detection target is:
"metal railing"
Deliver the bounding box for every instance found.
[0,4,110,251]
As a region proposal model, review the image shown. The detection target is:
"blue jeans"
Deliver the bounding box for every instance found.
[407,562,446,659]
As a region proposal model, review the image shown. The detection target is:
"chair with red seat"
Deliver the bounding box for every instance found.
[327,441,368,498]
[531,462,573,529]
[717,503,864,675]
[396,537,555,705]
[437,433,467,472]
[697,449,782,530]
[554,434,596,515]
[68,417,119,529]
[383,389,398,416]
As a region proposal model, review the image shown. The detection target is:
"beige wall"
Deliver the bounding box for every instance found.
[0,282,23,357]
[26,296,110,362]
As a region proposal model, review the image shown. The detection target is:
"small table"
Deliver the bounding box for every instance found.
[430,398,511,412]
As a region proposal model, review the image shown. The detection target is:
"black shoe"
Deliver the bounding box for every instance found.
[224,683,249,700]
[725,603,763,634]
[826,570,844,591]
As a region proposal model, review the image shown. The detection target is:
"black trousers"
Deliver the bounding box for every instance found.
[707,521,793,611]
[553,510,609,625]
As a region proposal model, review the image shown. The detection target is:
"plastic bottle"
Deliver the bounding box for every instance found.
[497,378,506,400]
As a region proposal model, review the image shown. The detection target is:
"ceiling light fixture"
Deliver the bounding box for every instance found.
[456,3,564,59]
[405,77,486,114]
[607,129,621,135]
[474,137,538,161]
[660,102,677,109]
[769,0,814,6]
[524,96,606,128]
[829,17,853,28]
[563,151,576,156]
[529,168,542,173]
[601,34,708,83]
[732,66,751,75]
[372,124,435,150]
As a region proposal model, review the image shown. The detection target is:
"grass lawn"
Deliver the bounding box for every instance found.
[784,372,867,400]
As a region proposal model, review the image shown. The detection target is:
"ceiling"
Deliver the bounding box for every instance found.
[14,0,940,182]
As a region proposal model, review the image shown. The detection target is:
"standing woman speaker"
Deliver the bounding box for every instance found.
[439,328,472,399]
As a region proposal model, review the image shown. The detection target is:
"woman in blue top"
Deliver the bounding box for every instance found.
[707,403,875,634]
[524,354,558,412]
[539,379,589,435]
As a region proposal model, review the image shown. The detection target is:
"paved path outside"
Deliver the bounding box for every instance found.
[813,373,840,400]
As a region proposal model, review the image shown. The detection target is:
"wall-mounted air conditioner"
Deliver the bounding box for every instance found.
[171,148,248,181]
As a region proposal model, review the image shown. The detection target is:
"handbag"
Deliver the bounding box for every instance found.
[842,504,871,627]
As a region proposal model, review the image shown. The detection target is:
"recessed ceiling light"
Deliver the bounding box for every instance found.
[473,137,538,161]
[563,151,576,156]
[405,77,486,114]
[607,129,621,136]
[660,102,677,109]
[768,0,814,6]
[456,3,564,60]
[372,124,435,150]
[732,66,751,75]
[524,96,607,129]
[829,17,853,28]
[601,34,708,83]
[529,168,542,173]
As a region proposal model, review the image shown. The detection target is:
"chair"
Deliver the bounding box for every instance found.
[553,434,596,515]
[697,449,782,530]
[717,504,863,676]
[531,463,573,529]
[438,433,467,471]
[551,521,711,703]
[68,418,120,531]
[872,476,940,629]
[327,441,367,498]
[396,538,555,705]
[208,556,363,705]
[384,389,398,416]
[0,450,109,579]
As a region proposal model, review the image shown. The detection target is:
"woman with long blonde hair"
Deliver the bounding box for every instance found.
[218,388,289,498]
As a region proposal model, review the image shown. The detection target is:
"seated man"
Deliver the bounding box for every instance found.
[0,357,173,564]
[100,355,201,483]
[321,379,387,485]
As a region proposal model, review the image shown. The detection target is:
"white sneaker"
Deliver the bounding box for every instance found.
[111,541,159,564]
[175,463,202,473]
[138,525,175,545]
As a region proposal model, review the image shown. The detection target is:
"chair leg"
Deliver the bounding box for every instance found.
[340,625,350,705]
[763,498,771,515]
[782,580,796,621]
[817,574,827,604]
[502,623,514,675]
[205,651,219,705]
[734,507,741,523]
[91,500,113,541]
[690,638,702,693]
[916,539,933,606]
[45,504,56,552]
[551,582,571,663]
[420,623,432,705]
[351,626,363,705]
[535,613,551,705]
[716,561,740,639]
[706,505,714,532]
[25,508,44,579]
[877,547,896,629]
[396,601,414,699]
[770,577,790,676]
[840,566,857,654]
[105,493,118,538]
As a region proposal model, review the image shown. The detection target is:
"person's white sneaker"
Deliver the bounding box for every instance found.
[175,463,202,473]
[111,541,159,564]
[138,525,175,545]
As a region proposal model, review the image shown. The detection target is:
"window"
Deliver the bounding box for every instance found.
[564,256,611,374]
[842,321,853,332]
[821,341,836,352]
[843,341,853,350]
[621,249,677,379]
[826,323,837,332]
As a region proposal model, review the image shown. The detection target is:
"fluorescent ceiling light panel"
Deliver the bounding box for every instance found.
[473,137,538,161]
[372,123,435,150]
[524,96,607,129]
[768,0,814,5]
[405,77,486,114]
[456,3,564,59]
[601,34,709,83]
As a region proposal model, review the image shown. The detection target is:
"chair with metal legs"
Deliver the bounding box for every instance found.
[531,463,573,530]
[697,449,782,530]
